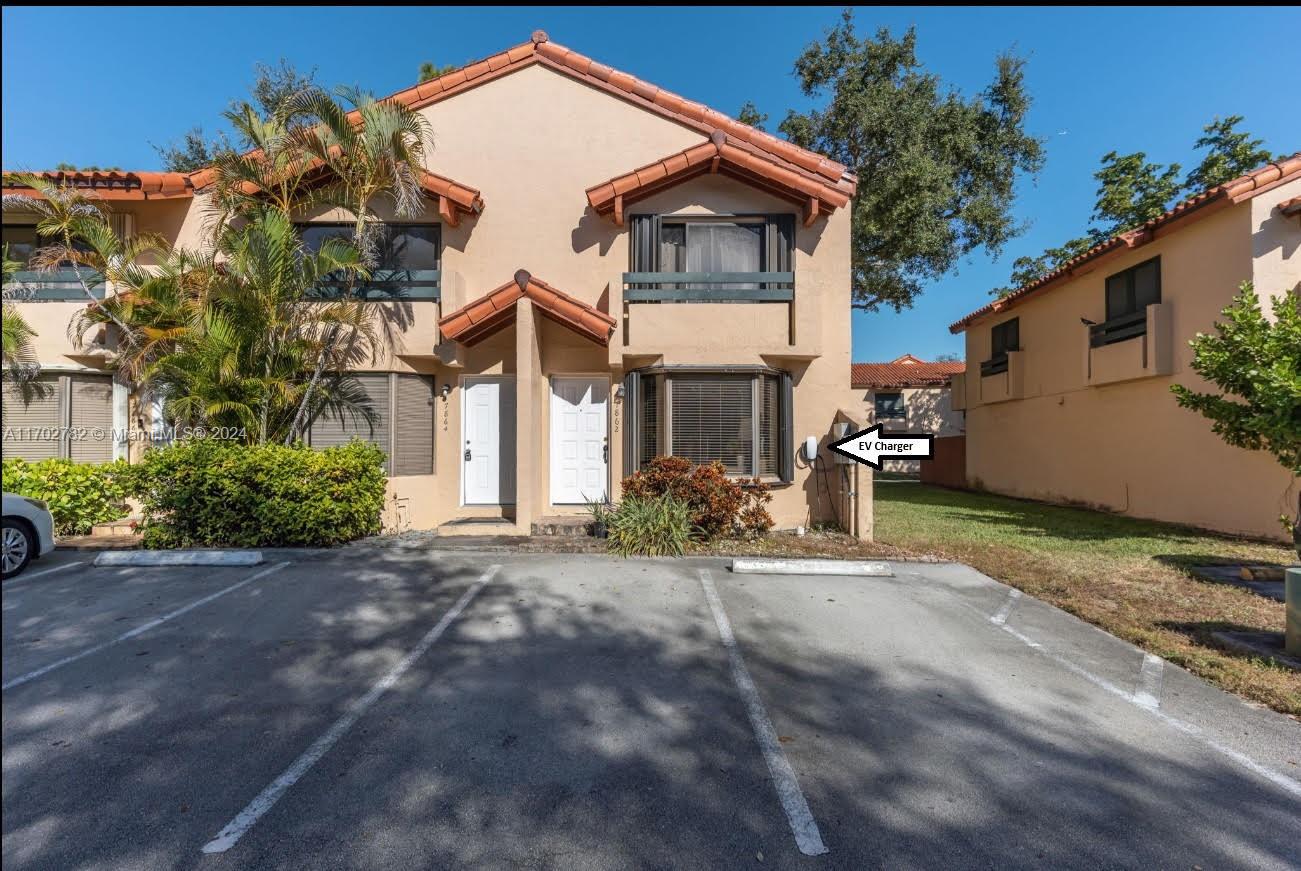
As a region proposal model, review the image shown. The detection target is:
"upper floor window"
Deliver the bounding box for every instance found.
[297,223,440,300]
[627,215,794,301]
[2,225,39,265]
[982,317,1019,376]
[874,392,906,420]
[1092,257,1160,347]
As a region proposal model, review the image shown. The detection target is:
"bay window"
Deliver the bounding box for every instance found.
[624,367,792,481]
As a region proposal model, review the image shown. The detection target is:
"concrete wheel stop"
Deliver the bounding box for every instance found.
[93,551,264,568]
[730,558,893,577]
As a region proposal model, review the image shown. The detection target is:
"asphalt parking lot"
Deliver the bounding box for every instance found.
[3,547,1299,870]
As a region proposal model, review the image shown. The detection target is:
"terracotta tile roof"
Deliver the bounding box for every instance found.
[378,31,855,198]
[851,356,965,389]
[586,130,852,225]
[186,160,484,225]
[2,170,194,200]
[439,269,617,346]
[949,154,1301,333]
[1280,195,1301,216]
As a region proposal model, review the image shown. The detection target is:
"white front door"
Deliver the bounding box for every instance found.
[550,377,609,505]
[462,377,516,505]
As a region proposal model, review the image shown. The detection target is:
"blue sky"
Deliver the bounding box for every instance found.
[4,7,1298,362]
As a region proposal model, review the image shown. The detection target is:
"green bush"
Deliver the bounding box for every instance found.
[127,439,387,548]
[1,457,131,535]
[620,456,774,540]
[605,493,694,557]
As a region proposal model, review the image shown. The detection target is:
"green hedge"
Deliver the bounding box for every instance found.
[127,439,387,548]
[1,457,131,535]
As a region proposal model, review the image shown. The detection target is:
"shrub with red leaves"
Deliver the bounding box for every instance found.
[620,456,773,540]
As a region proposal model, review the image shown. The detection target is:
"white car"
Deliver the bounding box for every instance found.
[2,492,57,580]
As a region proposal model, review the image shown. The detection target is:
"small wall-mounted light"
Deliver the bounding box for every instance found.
[440,383,452,401]
[614,384,625,400]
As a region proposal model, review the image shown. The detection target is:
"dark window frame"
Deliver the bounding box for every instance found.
[625,366,792,483]
[1092,256,1161,347]
[295,222,441,301]
[626,213,796,302]
[981,317,1019,376]
[874,391,907,421]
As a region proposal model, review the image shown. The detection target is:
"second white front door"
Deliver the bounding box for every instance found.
[462,377,516,505]
[550,377,608,505]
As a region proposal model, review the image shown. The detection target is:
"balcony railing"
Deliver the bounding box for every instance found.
[306,269,441,301]
[980,353,1011,377]
[1089,311,1146,347]
[622,271,794,302]
[2,268,106,301]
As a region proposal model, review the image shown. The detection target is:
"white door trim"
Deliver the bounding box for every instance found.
[460,376,516,506]
[549,375,610,506]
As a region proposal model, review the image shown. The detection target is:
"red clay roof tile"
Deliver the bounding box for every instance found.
[2,170,195,200]
[439,270,616,347]
[949,153,1301,333]
[586,134,852,222]
[851,358,965,389]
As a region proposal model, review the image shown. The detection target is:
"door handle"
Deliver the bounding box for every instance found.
[603,441,609,462]
[464,445,472,461]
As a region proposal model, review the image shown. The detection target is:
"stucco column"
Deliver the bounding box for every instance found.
[514,296,541,535]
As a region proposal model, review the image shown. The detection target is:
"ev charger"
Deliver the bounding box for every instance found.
[803,435,819,461]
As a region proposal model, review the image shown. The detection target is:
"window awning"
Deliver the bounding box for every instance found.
[586,130,853,227]
[438,270,616,346]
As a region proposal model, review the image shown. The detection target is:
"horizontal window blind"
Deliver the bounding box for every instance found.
[758,374,779,478]
[309,373,391,459]
[69,375,114,463]
[671,375,753,475]
[392,374,434,476]
[2,375,62,460]
[640,374,660,471]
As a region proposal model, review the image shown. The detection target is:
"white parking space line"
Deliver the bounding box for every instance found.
[2,560,86,590]
[2,561,291,692]
[989,588,1021,626]
[698,570,829,857]
[995,621,1301,800]
[1132,653,1164,711]
[201,564,501,855]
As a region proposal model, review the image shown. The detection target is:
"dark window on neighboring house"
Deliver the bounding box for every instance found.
[1093,257,1160,347]
[874,392,906,420]
[623,368,792,481]
[982,318,1019,376]
[629,214,794,297]
[297,223,440,300]
[307,372,435,475]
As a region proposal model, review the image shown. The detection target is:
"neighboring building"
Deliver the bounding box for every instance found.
[949,156,1300,541]
[851,355,965,475]
[2,32,864,535]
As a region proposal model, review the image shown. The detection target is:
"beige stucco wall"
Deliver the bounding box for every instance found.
[4,61,861,535]
[960,183,1300,541]
[861,385,964,474]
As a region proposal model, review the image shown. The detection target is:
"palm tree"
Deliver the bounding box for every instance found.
[1,174,140,344]
[2,244,40,385]
[151,207,379,444]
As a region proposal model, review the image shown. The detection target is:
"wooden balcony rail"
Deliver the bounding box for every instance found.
[622,271,794,302]
[1089,311,1147,347]
[980,354,1011,377]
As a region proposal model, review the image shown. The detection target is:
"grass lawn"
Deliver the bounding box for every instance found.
[873,483,1300,717]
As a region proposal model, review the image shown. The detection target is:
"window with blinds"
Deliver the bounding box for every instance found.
[2,373,114,462]
[307,373,434,476]
[626,369,791,481]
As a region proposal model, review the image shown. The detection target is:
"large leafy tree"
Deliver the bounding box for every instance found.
[1170,284,1301,536]
[1184,115,1276,193]
[418,60,458,83]
[995,116,1278,295]
[777,12,1045,311]
[153,60,318,172]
